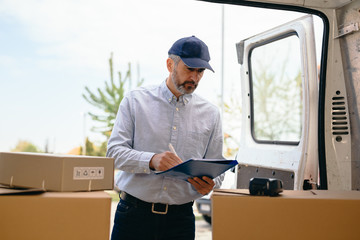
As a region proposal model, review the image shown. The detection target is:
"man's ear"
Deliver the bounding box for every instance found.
[166,58,174,72]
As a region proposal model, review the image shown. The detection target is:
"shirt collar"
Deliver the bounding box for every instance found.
[161,80,192,105]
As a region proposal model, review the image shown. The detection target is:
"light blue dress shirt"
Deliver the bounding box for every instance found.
[107,80,224,205]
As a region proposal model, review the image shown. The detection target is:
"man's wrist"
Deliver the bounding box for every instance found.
[149,154,157,170]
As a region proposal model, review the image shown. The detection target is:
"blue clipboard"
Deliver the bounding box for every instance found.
[155,159,238,181]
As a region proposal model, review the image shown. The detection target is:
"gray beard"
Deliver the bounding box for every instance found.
[171,70,196,95]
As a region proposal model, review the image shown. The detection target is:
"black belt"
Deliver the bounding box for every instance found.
[120,192,193,215]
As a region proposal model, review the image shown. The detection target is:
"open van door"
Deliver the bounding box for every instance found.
[235,15,319,190]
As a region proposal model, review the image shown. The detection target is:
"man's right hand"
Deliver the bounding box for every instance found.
[149,152,183,171]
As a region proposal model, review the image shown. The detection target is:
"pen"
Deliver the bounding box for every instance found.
[168,143,178,157]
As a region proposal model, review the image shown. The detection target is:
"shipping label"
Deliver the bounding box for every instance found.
[73,167,105,180]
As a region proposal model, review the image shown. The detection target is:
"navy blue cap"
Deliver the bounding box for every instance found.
[168,36,214,72]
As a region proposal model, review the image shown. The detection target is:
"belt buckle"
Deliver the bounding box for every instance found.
[151,203,168,215]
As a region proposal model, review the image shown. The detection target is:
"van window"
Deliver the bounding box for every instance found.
[249,33,302,143]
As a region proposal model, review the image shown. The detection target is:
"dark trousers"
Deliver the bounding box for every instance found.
[111,193,195,240]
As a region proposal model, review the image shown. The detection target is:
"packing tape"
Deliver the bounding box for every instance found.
[42,180,46,191]
[88,180,92,192]
[10,176,14,188]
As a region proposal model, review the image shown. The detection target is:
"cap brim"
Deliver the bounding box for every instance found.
[181,58,214,73]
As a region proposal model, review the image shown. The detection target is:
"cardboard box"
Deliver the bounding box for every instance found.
[0,191,111,240]
[212,189,360,240]
[0,152,114,191]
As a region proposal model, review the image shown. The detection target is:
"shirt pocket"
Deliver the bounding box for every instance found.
[185,131,209,159]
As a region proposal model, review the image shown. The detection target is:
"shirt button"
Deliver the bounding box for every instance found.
[173,126,177,130]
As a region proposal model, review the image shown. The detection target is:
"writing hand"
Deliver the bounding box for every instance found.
[188,176,215,195]
[149,151,183,171]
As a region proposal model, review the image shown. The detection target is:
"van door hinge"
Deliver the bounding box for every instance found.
[335,22,359,38]
[236,40,245,65]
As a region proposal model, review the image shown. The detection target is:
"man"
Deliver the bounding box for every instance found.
[107,36,224,240]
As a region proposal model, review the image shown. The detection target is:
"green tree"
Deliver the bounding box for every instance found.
[85,137,95,156]
[83,53,144,139]
[82,53,144,156]
[11,140,43,153]
[79,137,106,156]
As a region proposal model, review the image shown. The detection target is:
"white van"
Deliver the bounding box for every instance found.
[197,0,360,222]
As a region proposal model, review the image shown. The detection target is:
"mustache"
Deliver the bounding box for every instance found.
[181,81,196,87]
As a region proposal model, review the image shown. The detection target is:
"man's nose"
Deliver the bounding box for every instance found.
[190,71,201,81]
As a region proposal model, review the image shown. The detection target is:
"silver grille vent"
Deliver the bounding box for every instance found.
[331,91,349,141]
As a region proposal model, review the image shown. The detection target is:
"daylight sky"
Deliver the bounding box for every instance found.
[0,0,315,153]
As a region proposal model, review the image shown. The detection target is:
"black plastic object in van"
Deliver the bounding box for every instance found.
[249,177,283,196]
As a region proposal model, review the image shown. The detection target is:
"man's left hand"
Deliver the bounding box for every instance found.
[188,176,215,195]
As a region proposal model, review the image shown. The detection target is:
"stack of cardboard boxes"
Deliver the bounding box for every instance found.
[0,152,114,240]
